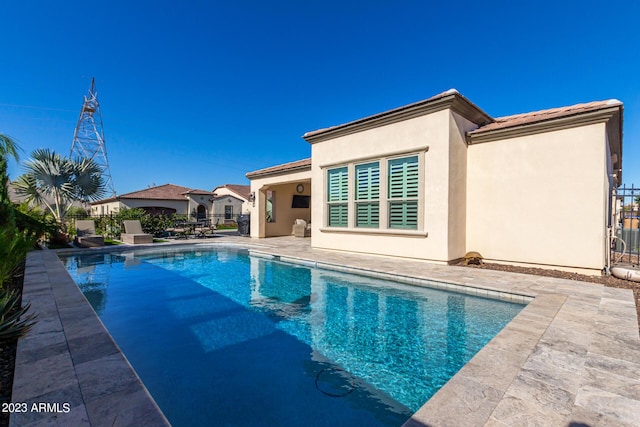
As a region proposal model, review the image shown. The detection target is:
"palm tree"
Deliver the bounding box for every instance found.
[0,134,20,160]
[0,133,21,229]
[13,148,107,225]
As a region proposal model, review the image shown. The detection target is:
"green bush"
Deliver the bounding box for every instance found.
[92,209,180,239]
[67,206,89,218]
[14,203,57,245]
[0,229,32,288]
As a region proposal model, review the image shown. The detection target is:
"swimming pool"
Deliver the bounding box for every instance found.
[60,246,525,426]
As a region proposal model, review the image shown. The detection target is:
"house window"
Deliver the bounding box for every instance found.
[224,205,233,220]
[388,156,419,229]
[323,150,424,233]
[355,161,380,228]
[327,167,348,227]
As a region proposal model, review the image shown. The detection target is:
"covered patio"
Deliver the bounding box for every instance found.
[246,158,311,238]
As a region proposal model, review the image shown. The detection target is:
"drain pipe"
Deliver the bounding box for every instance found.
[605,227,612,275]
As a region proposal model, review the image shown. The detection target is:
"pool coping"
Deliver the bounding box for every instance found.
[10,250,170,427]
[12,237,640,426]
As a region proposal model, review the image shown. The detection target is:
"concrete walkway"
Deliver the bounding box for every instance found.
[12,235,640,426]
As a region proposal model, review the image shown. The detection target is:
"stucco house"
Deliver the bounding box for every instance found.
[246,89,623,275]
[211,184,252,224]
[90,183,214,219]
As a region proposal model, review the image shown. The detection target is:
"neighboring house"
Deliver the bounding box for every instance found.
[90,183,214,219]
[246,89,623,275]
[210,184,251,223]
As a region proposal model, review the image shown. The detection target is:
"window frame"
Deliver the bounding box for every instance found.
[321,148,427,236]
[354,161,380,228]
[326,166,349,227]
[387,155,419,230]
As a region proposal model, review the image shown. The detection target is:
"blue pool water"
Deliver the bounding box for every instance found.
[60,246,524,427]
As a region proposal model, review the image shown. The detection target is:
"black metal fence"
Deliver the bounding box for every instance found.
[613,183,640,265]
[66,213,242,240]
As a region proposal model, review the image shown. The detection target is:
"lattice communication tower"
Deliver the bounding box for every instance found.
[70,78,116,197]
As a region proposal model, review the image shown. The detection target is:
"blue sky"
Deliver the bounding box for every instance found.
[2,0,639,195]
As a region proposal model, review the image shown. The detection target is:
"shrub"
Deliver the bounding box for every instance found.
[14,203,57,245]
[0,230,32,288]
[0,289,37,340]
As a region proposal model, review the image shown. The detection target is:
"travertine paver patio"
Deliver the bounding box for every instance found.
[12,235,640,426]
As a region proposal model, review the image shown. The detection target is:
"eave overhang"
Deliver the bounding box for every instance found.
[246,159,312,180]
[303,91,493,144]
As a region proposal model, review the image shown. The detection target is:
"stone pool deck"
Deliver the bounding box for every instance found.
[12,235,640,426]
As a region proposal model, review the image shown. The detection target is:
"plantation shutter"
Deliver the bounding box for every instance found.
[327,167,348,227]
[355,162,380,228]
[388,156,419,229]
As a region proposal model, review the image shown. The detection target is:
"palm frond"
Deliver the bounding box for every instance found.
[0,134,21,161]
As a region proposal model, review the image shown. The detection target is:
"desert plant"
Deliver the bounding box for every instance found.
[12,148,106,228]
[0,289,36,340]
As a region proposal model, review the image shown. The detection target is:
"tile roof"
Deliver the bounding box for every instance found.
[117,184,213,201]
[212,184,252,200]
[246,158,311,178]
[470,99,622,135]
[303,89,492,140]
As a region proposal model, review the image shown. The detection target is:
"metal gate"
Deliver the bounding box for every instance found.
[612,184,640,265]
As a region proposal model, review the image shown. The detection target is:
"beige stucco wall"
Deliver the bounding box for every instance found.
[466,122,609,273]
[90,201,123,215]
[310,109,468,262]
[249,170,311,238]
[448,112,478,260]
[185,195,212,218]
[213,187,251,213]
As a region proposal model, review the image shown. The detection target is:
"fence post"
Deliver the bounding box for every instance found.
[614,183,640,265]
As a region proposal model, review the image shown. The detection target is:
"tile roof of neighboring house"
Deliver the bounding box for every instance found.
[469,99,622,135]
[212,184,251,201]
[246,158,312,178]
[184,189,214,196]
[108,184,213,202]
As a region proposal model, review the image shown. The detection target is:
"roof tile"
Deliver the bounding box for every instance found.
[118,184,212,201]
[246,158,311,178]
[470,99,622,135]
[212,184,252,200]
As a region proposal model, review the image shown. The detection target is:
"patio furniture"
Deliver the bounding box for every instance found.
[292,219,311,238]
[121,220,153,244]
[205,222,217,237]
[74,220,104,247]
[171,222,187,239]
[194,222,208,238]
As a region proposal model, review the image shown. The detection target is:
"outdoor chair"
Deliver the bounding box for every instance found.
[205,222,217,237]
[74,220,105,247]
[121,220,153,244]
[194,223,207,238]
[292,219,311,238]
[170,222,187,239]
